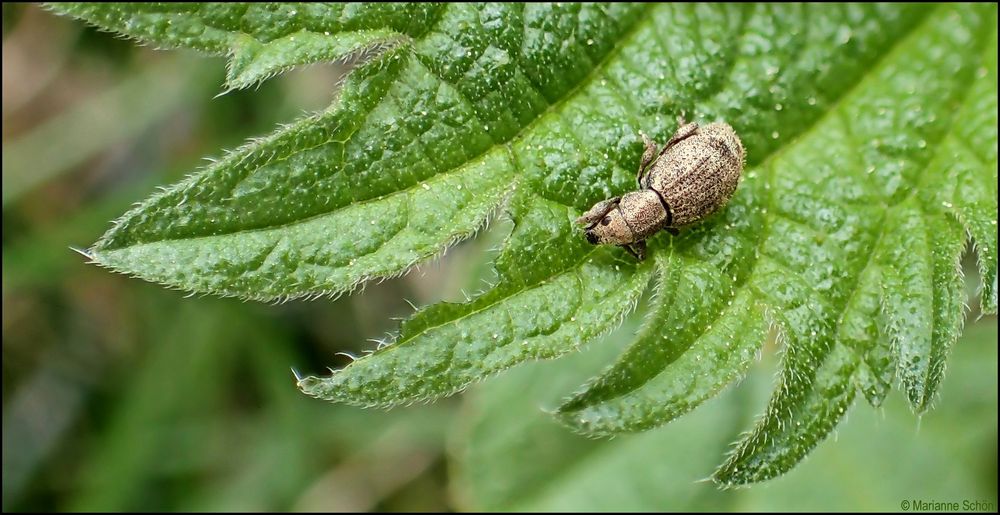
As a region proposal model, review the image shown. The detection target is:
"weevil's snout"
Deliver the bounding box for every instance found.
[582,208,634,246]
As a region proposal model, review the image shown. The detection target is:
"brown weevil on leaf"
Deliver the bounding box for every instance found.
[576,117,746,260]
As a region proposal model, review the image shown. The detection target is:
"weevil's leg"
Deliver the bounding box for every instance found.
[637,133,659,188]
[575,196,621,226]
[659,118,700,155]
[632,240,647,261]
[620,241,647,261]
[666,227,680,236]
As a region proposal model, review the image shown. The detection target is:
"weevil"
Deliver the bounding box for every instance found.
[576,117,745,260]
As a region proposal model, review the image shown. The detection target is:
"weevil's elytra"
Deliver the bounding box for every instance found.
[576,117,746,260]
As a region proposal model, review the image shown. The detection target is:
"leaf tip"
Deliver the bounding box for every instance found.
[295,374,326,398]
[907,388,937,415]
[551,392,584,417]
[549,404,615,439]
[69,245,96,262]
[212,87,236,99]
[982,283,998,316]
[710,455,764,489]
[708,471,746,490]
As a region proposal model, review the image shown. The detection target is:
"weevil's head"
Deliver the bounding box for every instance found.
[577,190,669,245]
[577,198,636,246]
[584,209,635,245]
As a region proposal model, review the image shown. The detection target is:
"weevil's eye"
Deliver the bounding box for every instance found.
[600,216,612,226]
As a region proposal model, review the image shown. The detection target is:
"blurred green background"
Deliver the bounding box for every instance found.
[2,4,996,511]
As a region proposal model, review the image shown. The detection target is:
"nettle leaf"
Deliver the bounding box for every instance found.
[48,3,443,89]
[57,3,997,485]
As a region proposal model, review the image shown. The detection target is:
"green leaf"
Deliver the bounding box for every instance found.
[299,190,652,406]
[56,2,998,485]
[558,4,997,485]
[947,26,999,315]
[45,3,445,89]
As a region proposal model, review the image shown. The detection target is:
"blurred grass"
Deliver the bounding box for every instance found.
[2,4,468,511]
[451,310,997,512]
[2,3,996,512]
[1,54,210,205]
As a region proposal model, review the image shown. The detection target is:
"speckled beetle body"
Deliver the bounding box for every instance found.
[576,118,746,260]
